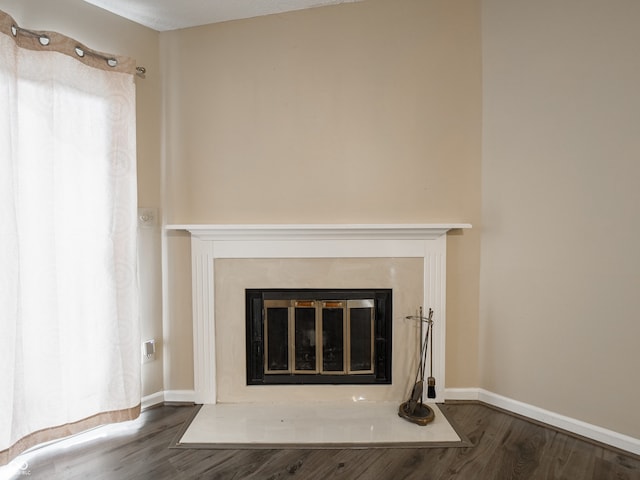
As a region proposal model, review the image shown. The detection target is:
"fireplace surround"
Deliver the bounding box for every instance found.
[166,223,471,404]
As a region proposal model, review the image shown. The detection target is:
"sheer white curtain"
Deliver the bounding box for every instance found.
[0,11,140,464]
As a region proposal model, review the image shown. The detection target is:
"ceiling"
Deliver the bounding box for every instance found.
[82,0,366,32]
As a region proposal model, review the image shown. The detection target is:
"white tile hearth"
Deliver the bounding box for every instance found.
[177,402,461,447]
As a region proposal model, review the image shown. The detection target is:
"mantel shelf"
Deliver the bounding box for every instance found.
[165,223,471,241]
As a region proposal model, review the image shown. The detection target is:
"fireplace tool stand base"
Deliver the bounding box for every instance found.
[398,401,435,426]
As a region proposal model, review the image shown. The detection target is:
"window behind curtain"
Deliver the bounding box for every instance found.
[0,11,140,465]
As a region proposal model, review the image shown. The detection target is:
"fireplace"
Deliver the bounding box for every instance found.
[246,289,392,385]
[167,223,471,404]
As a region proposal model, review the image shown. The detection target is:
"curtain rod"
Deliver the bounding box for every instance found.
[10,23,146,78]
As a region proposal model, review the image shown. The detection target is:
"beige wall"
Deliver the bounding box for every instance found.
[6,0,638,443]
[0,0,165,396]
[481,0,640,438]
[161,0,482,392]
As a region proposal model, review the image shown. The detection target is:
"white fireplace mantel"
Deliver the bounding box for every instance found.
[166,223,471,404]
[167,223,470,241]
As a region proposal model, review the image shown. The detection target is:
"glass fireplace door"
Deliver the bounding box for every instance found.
[263,297,375,376]
[321,301,346,374]
[347,299,375,374]
[248,289,391,385]
[264,300,290,374]
[293,301,319,373]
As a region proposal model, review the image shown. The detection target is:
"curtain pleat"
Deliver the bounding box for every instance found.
[0,10,140,466]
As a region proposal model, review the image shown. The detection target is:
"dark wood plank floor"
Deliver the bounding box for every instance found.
[5,402,639,479]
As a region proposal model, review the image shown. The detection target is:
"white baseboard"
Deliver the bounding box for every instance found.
[165,390,196,403]
[443,388,480,401]
[141,391,166,410]
[141,390,196,410]
[445,388,640,456]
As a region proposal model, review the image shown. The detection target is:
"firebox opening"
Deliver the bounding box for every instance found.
[246,289,392,385]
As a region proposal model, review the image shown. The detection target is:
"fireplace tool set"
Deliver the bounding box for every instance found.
[399,307,436,426]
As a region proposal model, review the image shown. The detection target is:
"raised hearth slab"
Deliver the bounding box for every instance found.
[174,401,465,448]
